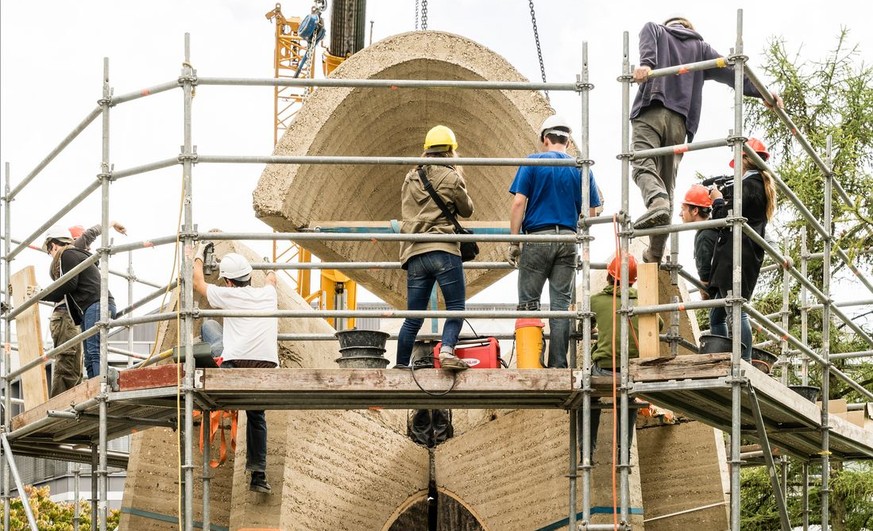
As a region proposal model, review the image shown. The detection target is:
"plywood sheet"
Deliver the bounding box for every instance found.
[10,266,47,410]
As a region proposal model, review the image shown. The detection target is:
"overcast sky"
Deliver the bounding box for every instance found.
[2,1,871,318]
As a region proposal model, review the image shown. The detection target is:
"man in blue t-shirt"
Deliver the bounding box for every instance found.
[507,114,601,368]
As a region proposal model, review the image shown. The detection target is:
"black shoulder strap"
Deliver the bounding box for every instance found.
[417,166,464,233]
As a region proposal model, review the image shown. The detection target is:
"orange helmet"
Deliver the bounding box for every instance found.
[607,255,638,285]
[729,137,770,168]
[684,184,713,208]
[68,225,85,239]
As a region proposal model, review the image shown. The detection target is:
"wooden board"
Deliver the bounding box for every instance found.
[10,266,48,410]
[636,262,661,357]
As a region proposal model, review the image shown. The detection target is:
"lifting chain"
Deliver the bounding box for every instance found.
[421,0,428,30]
[529,0,549,102]
[415,0,419,30]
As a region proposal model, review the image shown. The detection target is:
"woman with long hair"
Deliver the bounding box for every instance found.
[395,125,474,371]
[709,137,777,361]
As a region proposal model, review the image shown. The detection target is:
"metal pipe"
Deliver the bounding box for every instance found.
[643,501,727,523]
[110,80,181,106]
[202,409,211,531]
[199,230,576,243]
[7,178,103,260]
[801,233,810,387]
[111,157,180,180]
[7,107,103,200]
[643,57,731,80]
[115,279,178,317]
[253,261,514,270]
[108,234,180,254]
[629,137,728,160]
[829,350,873,360]
[197,154,579,167]
[808,298,873,311]
[181,34,196,531]
[820,137,833,530]
[197,76,580,91]
[632,217,728,238]
[6,326,98,381]
[729,13,746,530]
[0,435,37,530]
[4,250,100,320]
[631,298,725,315]
[97,56,111,531]
[744,304,873,401]
[197,309,577,319]
[2,162,12,531]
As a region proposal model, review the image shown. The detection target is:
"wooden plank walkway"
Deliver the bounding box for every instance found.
[8,355,872,464]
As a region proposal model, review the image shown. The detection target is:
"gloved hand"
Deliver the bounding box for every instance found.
[506,243,521,268]
[193,242,207,262]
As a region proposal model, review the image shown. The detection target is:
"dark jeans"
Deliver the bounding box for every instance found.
[396,251,466,367]
[220,359,277,473]
[82,300,116,379]
[580,365,639,460]
[710,298,752,362]
[49,310,82,397]
[517,229,576,368]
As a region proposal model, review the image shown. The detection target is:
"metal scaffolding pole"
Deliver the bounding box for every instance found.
[2,163,11,531]
[97,56,112,531]
[819,137,833,530]
[618,29,632,529]
[728,11,746,530]
[568,41,593,530]
[180,34,197,531]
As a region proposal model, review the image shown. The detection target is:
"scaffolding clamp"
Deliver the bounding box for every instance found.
[178,151,199,164]
[194,369,205,389]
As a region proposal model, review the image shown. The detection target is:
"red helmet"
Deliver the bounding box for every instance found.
[729,137,770,168]
[607,255,638,285]
[684,184,713,208]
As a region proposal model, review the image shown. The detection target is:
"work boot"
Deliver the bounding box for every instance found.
[633,196,671,230]
[439,354,468,371]
[642,248,662,264]
[249,471,272,494]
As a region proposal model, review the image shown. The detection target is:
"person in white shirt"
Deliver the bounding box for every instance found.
[192,249,278,494]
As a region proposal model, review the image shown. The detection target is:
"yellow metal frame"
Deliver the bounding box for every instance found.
[265,4,355,325]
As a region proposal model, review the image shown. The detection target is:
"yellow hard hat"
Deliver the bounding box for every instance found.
[423,125,458,153]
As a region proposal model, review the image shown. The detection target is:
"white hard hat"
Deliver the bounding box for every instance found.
[42,226,73,252]
[218,253,253,281]
[539,114,572,141]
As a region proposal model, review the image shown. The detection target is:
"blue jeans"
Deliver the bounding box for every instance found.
[710,298,752,362]
[582,365,639,460]
[201,319,224,358]
[396,251,466,367]
[82,300,116,379]
[517,231,576,368]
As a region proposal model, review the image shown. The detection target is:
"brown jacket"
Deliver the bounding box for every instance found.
[399,164,474,267]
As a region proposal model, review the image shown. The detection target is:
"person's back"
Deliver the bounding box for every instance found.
[590,284,641,369]
[206,282,278,365]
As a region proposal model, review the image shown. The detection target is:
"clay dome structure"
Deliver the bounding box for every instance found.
[254,30,556,307]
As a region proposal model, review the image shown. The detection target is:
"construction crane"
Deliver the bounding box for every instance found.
[265,1,365,329]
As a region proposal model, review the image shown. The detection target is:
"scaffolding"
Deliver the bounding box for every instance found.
[1,9,871,531]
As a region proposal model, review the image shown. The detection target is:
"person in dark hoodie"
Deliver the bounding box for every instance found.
[630,16,783,264]
[43,228,118,379]
[708,137,777,362]
[395,125,474,371]
[45,222,126,395]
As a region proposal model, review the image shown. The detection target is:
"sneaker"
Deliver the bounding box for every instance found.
[439,355,468,371]
[249,472,272,494]
[633,197,671,230]
[391,364,412,370]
